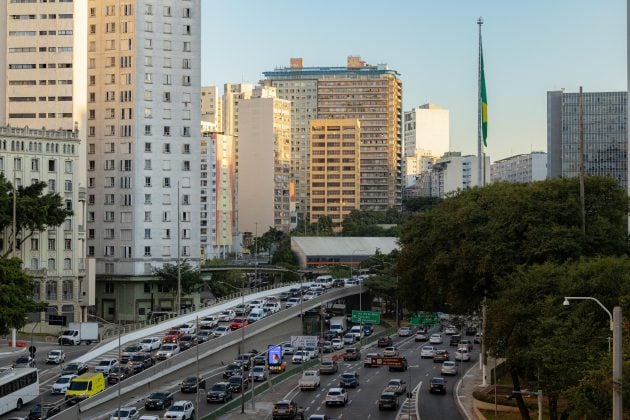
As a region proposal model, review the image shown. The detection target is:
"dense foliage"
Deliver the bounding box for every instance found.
[0,258,46,334]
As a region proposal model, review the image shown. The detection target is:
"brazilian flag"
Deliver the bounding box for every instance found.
[480,44,488,147]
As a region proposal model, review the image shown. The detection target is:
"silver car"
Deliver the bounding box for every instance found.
[441,361,458,376]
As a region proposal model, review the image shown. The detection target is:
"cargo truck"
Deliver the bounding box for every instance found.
[58,322,99,345]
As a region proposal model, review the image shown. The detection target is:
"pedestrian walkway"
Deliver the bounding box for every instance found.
[455,356,495,420]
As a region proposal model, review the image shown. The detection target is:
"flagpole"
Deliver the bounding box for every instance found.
[477,17,484,188]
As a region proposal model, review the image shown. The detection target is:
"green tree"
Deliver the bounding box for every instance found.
[396,177,628,314]
[0,258,46,334]
[340,209,403,236]
[402,196,442,214]
[0,174,72,258]
[153,262,202,296]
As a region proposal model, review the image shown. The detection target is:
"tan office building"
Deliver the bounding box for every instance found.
[201,86,222,129]
[309,119,361,232]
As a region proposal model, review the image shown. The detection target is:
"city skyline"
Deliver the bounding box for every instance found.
[201,0,626,161]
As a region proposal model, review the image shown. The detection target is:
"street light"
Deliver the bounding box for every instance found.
[89,314,122,419]
[563,296,622,420]
[351,249,366,348]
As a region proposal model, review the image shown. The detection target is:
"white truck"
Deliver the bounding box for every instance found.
[298,370,320,390]
[58,322,99,345]
[329,316,347,337]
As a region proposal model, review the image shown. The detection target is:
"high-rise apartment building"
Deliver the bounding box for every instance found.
[86,1,201,283]
[547,90,627,189]
[201,86,222,129]
[491,152,547,184]
[263,56,403,220]
[309,119,361,231]
[403,104,449,158]
[237,86,291,234]
[223,83,253,137]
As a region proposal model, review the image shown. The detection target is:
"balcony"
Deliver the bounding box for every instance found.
[24,268,47,277]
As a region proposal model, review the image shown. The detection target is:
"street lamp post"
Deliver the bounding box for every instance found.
[351,249,366,347]
[563,296,622,420]
[89,314,122,419]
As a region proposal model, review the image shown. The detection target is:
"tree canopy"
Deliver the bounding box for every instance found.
[153,262,202,296]
[396,177,628,314]
[0,258,46,334]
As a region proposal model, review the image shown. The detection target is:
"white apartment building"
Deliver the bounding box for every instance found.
[201,85,222,128]
[86,1,201,283]
[491,152,547,184]
[0,127,94,330]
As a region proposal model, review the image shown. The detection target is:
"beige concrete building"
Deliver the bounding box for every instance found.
[238,87,292,234]
[223,83,253,137]
[201,86,222,129]
[263,56,403,219]
[309,119,361,232]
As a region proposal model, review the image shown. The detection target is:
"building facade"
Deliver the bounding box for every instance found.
[201,85,222,128]
[547,90,627,189]
[0,127,94,330]
[491,152,547,184]
[263,56,403,221]
[403,104,449,158]
[309,119,361,231]
[237,87,291,234]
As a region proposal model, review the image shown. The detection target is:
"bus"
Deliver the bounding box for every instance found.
[0,367,39,415]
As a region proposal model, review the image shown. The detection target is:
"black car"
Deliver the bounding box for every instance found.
[253,355,266,366]
[377,336,393,348]
[61,362,89,376]
[107,366,132,384]
[127,352,154,373]
[180,376,206,393]
[179,334,198,351]
[223,363,243,379]
[288,287,301,297]
[323,330,337,341]
[429,377,447,394]
[27,403,61,420]
[332,279,345,288]
[144,391,173,410]
[206,382,233,403]
[235,353,253,369]
[227,375,249,393]
[339,371,360,388]
[278,292,290,301]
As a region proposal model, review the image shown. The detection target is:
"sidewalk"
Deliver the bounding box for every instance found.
[455,356,494,420]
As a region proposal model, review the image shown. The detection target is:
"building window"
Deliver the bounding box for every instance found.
[105,282,114,293]
[48,239,56,250]
[62,280,73,300]
[63,258,71,270]
[46,280,57,299]
[64,238,72,250]
[144,246,151,256]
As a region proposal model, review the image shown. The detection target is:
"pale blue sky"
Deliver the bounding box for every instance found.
[201,1,626,161]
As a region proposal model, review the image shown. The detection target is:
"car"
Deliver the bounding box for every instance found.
[278,292,290,301]
[322,330,337,341]
[269,361,287,374]
[474,333,483,344]
[349,325,363,340]
[178,323,196,335]
[212,325,231,337]
[223,363,243,379]
[227,375,249,392]
[459,339,474,351]
[378,336,393,347]
[281,342,295,355]
[139,337,162,352]
[429,333,443,344]
[320,340,333,353]
[324,387,348,406]
[445,325,458,335]
[415,331,428,342]
[378,391,400,410]
[420,345,436,359]
[385,378,407,395]
[163,400,195,419]
[304,344,319,359]
[127,352,155,373]
[197,330,212,343]
[398,326,412,337]
[272,399,303,419]
[235,353,254,368]
[292,350,310,364]
[441,360,458,375]
[108,366,133,384]
[285,297,301,308]
[120,345,143,363]
[465,326,478,336]
[343,347,360,361]
[229,317,249,330]
[383,346,399,357]
[303,291,318,300]
[429,377,447,394]
[455,348,472,361]
[13,355,36,368]
[449,334,462,346]
[252,354,266,366]
[433,349,450,363]
[199,315,219,328]
[339,371,359,388]
[248,365,268,382]
[319,360,338,374]
[62,361,89,375]
[95,359,118,374]
[180,376,206,393]
[163,329,184,344]
[308,416,332,420]
[109,406,139,420]
[156,343,180,360]
[363,352,382,368]
[332,279,345,288]
[50,374,78,394]
[218,310,236,322]
[206,382,233,403]
[178,334,197,351]
[139,416,160,420]
[46,349,65,364]
[144,391,174,410]
[27,403,61,420]
[331,338,343,350]
[343,333,356,345]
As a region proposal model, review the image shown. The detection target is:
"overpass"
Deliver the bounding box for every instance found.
[54,284,363,419]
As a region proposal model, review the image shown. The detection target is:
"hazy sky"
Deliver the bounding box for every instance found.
[201,0,626,161]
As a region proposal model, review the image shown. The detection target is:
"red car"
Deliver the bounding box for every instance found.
[163,329,184,343]
[230,317,249,330]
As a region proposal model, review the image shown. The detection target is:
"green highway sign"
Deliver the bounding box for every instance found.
[352,310,381,324]
[410,312,439,326]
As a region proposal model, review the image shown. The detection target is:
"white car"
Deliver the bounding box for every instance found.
[383,346,399,357]
[331,338,343,350]
[343,333,356,345]
[156,343,180,360]
[218,310,235,322]
[455,348,471,361]
[199,316,219,328]
[46,349,65,364]
[349,325,362,340]
[303,291,318,300]
[282,342,295,355]
[325,387,348,406]
[286,297,301,308]
[420,345,436,359]
[213,325,231,337]
[110,406,139,420]
[95,359,118,374]
[398,326,412,337]
[178,323,196,335]
[445,326,458,335]
[51,374,77,394]
[163,400,194,420]
[139,337,162,352]
[429,333,443,344]
[441,361,458,375]
[292,350,310,364]
[304,345,319,358]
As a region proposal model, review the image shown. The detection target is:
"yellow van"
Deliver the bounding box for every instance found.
[65,372,105,402]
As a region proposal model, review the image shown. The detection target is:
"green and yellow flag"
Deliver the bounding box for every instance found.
[480,43,488,147]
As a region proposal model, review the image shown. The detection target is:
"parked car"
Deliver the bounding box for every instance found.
[46,349,65,364]
[429,377,447,394]
[206,382,233,403]
[378,336,393,347]
[180,376,206,393]
[95,359,118,375]
[50,374,77,394]
[227,375,248,393]
[163,400,195,419]
[441,361,458,375]
[139,337,162,352]
[319,360,338,375]
[378,391,400,410]
[324,387,348,407]
[144,391,174,411]
[62,361,89,376]
[338,371,360,388]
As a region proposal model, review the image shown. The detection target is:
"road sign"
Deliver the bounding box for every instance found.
[48,315,66,326]
[373,356,407,367]
[290,335,318,349]
[351,310,380,324]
